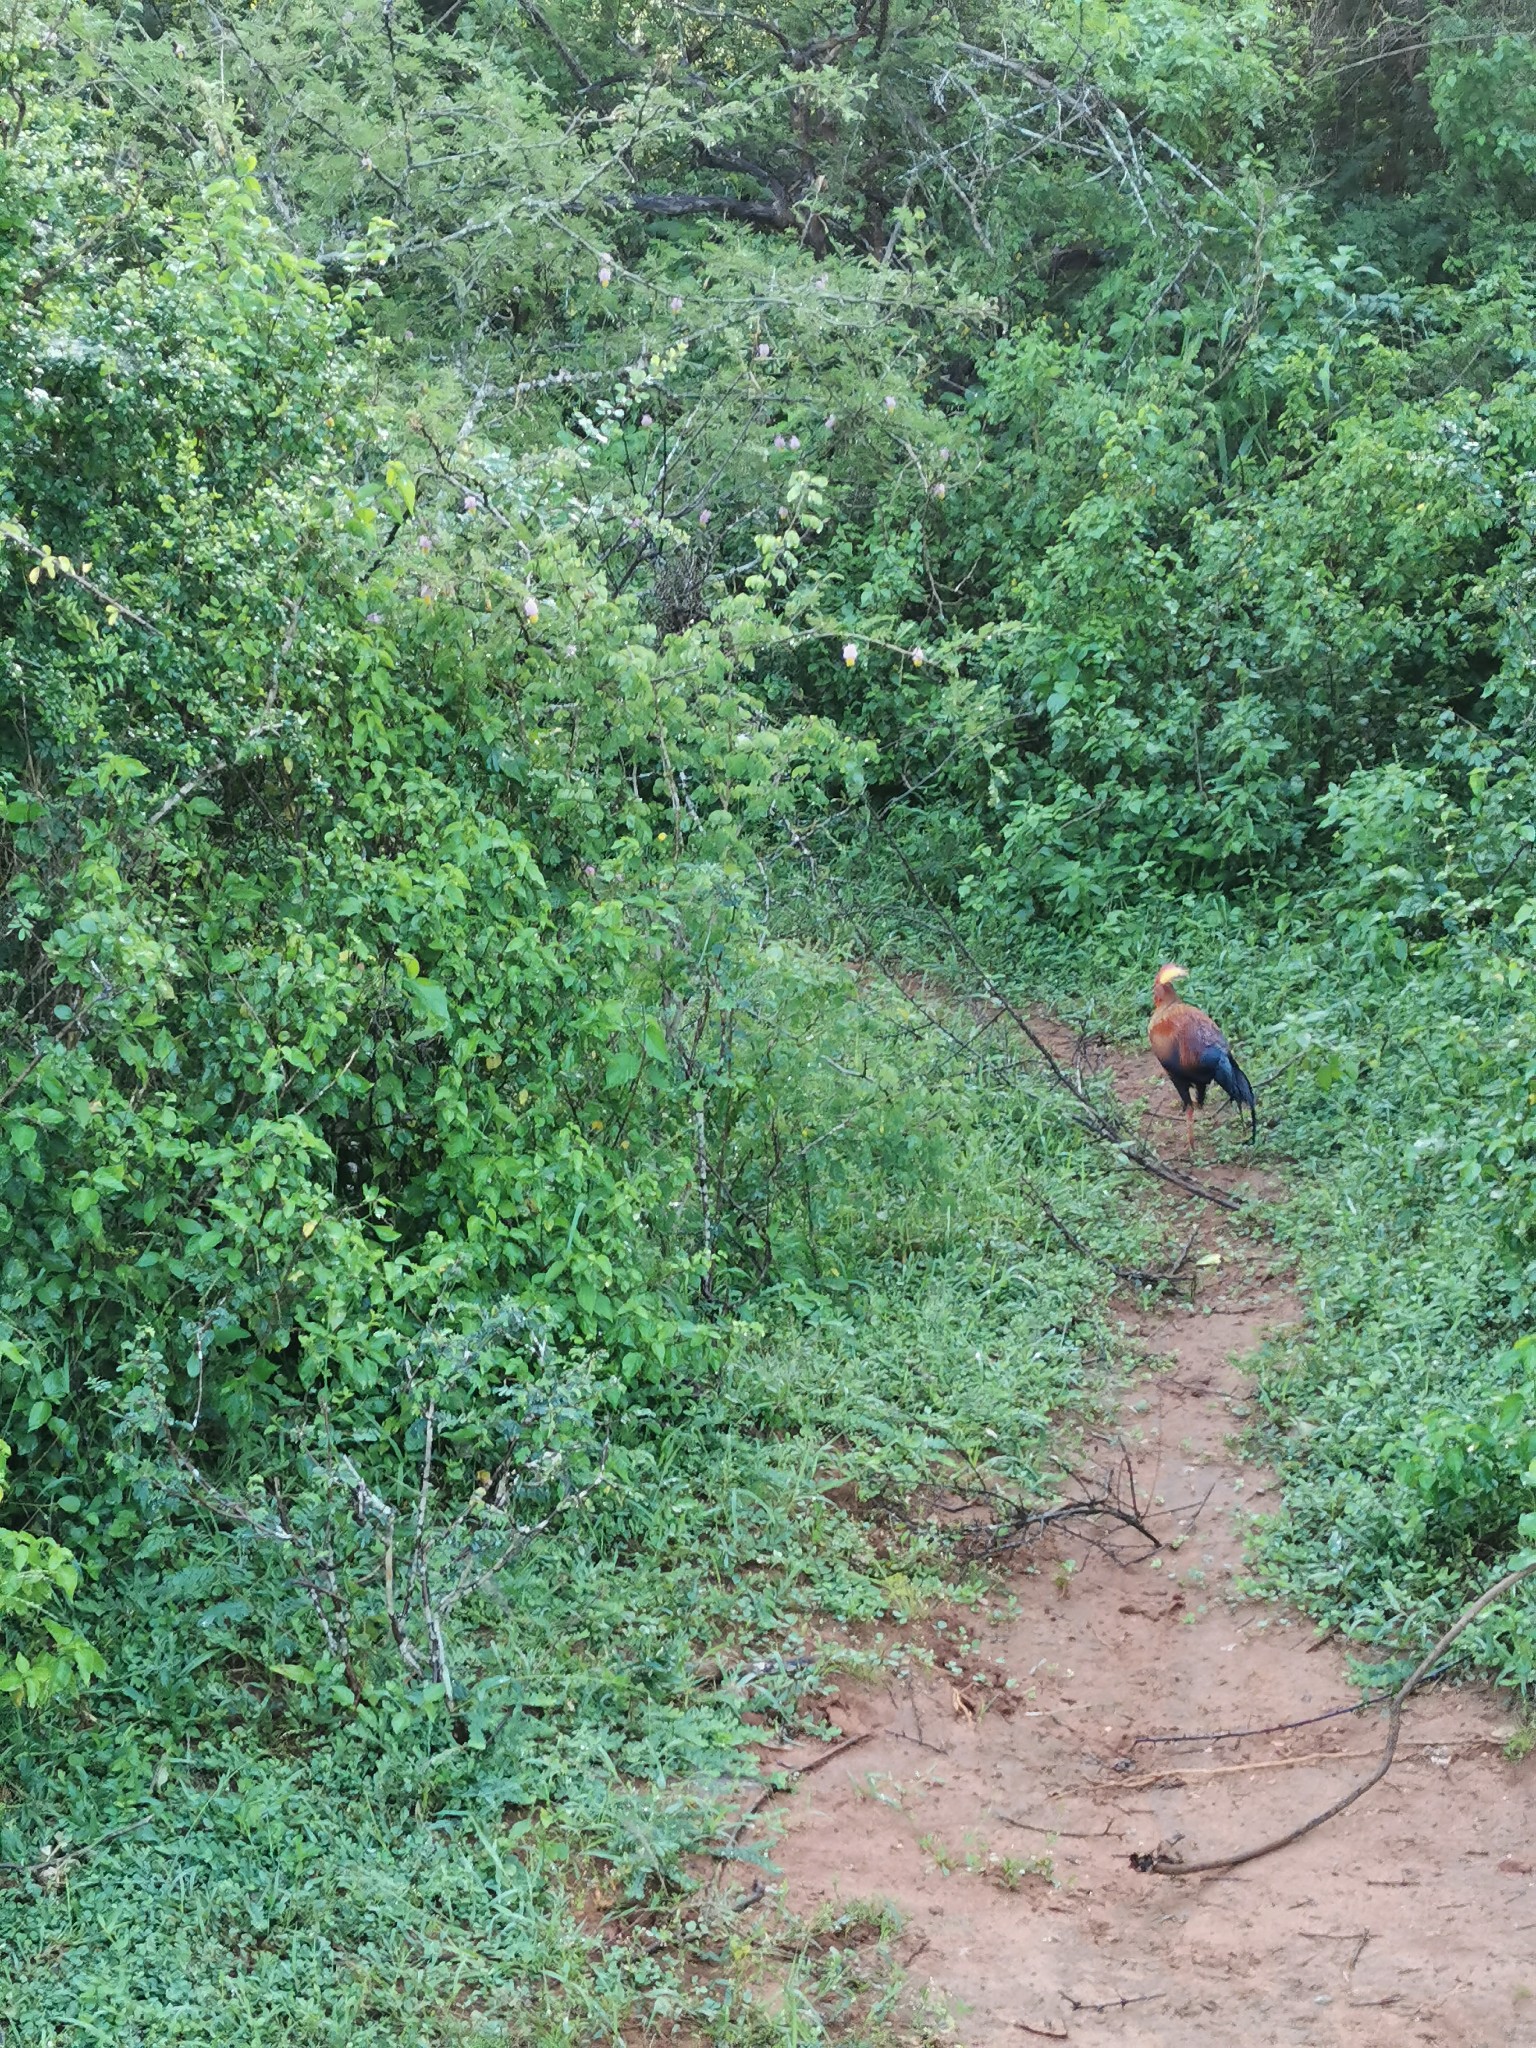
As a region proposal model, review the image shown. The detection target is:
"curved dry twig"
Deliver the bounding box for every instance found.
[1133,1558,1536,1878]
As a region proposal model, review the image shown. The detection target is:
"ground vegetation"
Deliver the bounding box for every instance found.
[3,0,1536,2034]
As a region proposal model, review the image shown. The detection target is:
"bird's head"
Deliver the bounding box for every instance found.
[1152,962,1189,1007]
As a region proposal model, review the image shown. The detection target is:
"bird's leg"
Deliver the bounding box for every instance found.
[1185,1101,1195,1155]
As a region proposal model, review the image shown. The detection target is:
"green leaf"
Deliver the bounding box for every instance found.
[406,976,450,1028]
[605,1048,641,1088]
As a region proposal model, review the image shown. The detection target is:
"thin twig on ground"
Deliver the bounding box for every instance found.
[1125,1659,1458,1752]
[993,1809,1118,1839]
[1033,1184,1197,1289]
[715,1729,877,1861]
[961,1451,1161,1562]
[1133,1558,1536,1877]
[1113,1747,1378,1791]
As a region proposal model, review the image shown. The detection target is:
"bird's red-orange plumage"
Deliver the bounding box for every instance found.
[1148,989,1224,1075]
[1147,964,1257,1151]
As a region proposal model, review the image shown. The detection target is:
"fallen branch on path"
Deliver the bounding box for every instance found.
[716,1729,877,1860]
[1112,1746,1379,1791]
[1132,1557,1536,1878]
[1032,1185,1197,1289]
[993,1809,1118,1839]
[1124,1654,1461,1754]
[959,1450,1161,1563]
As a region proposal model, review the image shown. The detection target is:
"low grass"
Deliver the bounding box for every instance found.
[23,858,1524,2046]
[0,970,1155,2046]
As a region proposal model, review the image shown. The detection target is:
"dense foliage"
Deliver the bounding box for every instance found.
[5,0,1536,2034]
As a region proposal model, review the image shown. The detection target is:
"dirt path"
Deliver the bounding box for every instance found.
[749,1023,1536,2048]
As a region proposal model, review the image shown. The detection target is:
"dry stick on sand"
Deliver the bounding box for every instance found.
[1133,1558,1536,1878]
[715,1730,876,1863]
[1113,1747,1381,1791]
[1029,1179,1198,1288]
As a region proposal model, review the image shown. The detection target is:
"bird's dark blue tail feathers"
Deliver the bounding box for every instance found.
[1212,1048,1257,1142]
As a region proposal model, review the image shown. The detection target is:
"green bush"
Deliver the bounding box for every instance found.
[0,1437,101,1706]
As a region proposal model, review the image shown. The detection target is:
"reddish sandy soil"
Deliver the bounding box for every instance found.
[741,1020,1536,2048]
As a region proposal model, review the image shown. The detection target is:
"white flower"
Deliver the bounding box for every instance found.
[757,342,771,359]
[911,647,925,666]
[640,413,653,427]
[884,395,897,411]
[842,641,858,667]
[598,258,613,286]
[523,596,540,622]
[670,295,683,311]
[774,434,786,449]
[698,509,711,526]
[934,481,947,499]
[788,435,800,450]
